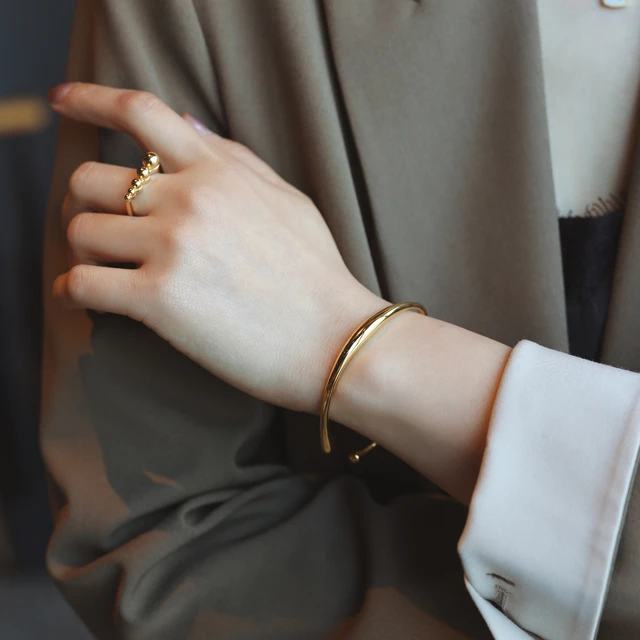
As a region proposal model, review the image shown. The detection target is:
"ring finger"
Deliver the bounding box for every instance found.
[62,161,164,231]
[67,212,153,265]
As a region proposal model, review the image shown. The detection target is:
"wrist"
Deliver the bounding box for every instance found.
[297,282,391,416]
[329,309,512,503]
[328,309,432,434]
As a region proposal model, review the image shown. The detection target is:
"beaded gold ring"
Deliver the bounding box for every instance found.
[124,151,161,217]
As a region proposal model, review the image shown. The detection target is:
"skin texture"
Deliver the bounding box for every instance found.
[50,81,512,504]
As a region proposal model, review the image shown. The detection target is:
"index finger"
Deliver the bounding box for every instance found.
[48,83,211,172]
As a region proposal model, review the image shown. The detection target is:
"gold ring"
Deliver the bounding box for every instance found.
[124,151,161,216]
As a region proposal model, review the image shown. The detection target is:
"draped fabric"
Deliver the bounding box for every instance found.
[39,1,640,639]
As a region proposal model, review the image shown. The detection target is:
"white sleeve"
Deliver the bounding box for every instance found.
[458,339,640,640]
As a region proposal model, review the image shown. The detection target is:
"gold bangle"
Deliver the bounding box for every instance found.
[319,301,428,463]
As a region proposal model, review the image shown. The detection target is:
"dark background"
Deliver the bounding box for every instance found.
[1,1,93,636]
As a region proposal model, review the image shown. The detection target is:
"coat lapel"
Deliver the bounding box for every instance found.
[322,0,569,350]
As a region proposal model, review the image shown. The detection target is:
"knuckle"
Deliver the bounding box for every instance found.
[232,148,258,170]
[144,269,173,307]
[118,90,163,120]
[68,161,97,197]
[126,271,145,303]
[215,160,246,189]
[225,139,251,158]
[66,264,90,301]
[296,190,314,207]
[153,217,197,260]
[66,212,91,245]
[185,184,219,211]
[155,223,182,255]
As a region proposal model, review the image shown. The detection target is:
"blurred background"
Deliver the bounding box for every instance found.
[1,1,93,637]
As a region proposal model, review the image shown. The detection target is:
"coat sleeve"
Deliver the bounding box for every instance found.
[459,340,640,639]
[41,3,490,639]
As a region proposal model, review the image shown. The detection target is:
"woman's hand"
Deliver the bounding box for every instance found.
[50,82,387,414]
[49,82,512,503]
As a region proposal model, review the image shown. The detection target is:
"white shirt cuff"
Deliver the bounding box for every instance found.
[458,339,640,639]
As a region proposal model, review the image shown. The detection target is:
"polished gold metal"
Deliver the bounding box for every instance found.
[125,151,161,216]
[142,152,160,169]
[319,301,428,463]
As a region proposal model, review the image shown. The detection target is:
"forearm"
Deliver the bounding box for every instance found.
[329,308,513,505]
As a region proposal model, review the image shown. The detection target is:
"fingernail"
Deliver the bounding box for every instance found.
[184,112,212,134]
[47,82,74,105]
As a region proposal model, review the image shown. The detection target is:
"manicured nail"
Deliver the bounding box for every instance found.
[47,82,74,105]
[184,112,212,134]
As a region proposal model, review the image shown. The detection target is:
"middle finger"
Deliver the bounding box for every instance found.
[67,212,153,265]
